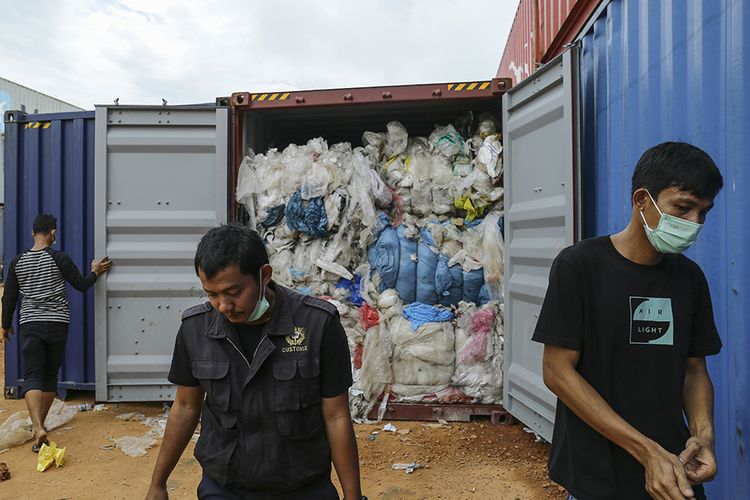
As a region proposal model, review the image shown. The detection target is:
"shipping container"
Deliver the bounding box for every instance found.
[497,0,600,86]
[578,1,749,497]
[94,106,229,402]
[228,78,515,420]
[1,78,83,206]
[2,110,96,397]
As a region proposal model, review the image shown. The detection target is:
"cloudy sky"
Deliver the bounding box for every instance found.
[0,0,516,109]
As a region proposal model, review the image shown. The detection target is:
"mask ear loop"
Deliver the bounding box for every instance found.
[640,190,663,230]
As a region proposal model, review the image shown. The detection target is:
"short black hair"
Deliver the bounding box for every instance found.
[194,223,269,279]
[32,214,57,234]
[631,142,723,201]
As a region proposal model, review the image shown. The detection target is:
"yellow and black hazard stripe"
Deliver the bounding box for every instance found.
[447,81,492,91]
[250,92,291,102]
[24,121,52,129]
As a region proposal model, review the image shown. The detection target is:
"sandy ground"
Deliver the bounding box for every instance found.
[0,288,563,500]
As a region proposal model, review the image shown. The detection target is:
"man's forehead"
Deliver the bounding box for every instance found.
[663,187,714,207]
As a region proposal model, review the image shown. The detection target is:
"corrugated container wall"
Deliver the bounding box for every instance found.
[497,0,601,86]
[1,78,82,210]
[2,110,96,397]
[579,1,748,498]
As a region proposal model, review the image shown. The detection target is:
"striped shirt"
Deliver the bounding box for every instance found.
[1,248,97,328]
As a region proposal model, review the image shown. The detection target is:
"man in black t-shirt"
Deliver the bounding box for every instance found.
[146,224,364,500]
[533,143,724,500]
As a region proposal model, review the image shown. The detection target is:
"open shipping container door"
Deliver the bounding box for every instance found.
[502,48,581,441]
[94,106,229,402]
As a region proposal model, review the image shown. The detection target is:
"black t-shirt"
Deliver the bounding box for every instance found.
[168,304,353,399]
[532,236,721,500]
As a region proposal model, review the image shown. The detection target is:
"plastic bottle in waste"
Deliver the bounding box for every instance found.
[78,403,92,412]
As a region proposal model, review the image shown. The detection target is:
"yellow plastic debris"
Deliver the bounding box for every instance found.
[36,442,65,472]
[454,195,488,222]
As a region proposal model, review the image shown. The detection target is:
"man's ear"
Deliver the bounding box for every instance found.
[632,188,650,211]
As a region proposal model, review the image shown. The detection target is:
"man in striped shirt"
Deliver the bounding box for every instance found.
[1,214,112,451]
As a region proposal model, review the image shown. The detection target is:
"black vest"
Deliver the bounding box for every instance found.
[179,284,337,492]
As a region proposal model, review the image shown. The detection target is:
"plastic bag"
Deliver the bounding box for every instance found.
[114,433,159,458]
[416,229,439,304]
[359,304,380,331]
[285,191,328,237]
[0,412,33,450]
[301,162,332,200]
[477,112,501,139]
[408,154,433,216]
[429,124,465,158]
[235,152,259,228]
[385,122,408,159]
[390,315,455,388]
[477,135,503,180]
[482,213,504,302]
[394,225,417,303]
[452,110,475,139]
[402,303,455,330]
[36,442,65,471]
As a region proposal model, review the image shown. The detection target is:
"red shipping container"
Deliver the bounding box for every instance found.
[497,0,601,85]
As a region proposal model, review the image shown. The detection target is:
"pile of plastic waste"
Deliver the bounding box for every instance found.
[236,112,505,418]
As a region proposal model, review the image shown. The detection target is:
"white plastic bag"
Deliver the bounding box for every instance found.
[385,122,408,159]
[482,212,505,302]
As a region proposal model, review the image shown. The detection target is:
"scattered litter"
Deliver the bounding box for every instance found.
[93,404,107,412]
[57,426,75,433]
[396,429,411,436]
[0,462,9,481]
[0,399,77,450]
[392,462,425,474]
[36,442,65,472]
[523,427,545,443]
[383,423,398,433]
[367,434,378,442]
[112,433,159,458]
[78,403,93,412]
[116,412,145,422]
[0,409,7,414]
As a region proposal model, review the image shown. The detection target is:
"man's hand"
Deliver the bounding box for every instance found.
[144,484,168,500]
[642,444,696,500]
[1,327,13,343]
[679,436,717,485]
[92,257,112,276]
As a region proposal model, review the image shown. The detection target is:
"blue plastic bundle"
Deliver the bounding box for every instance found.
[437,254,464,306]
[336,274,365,306]
[402,302,456,330]
[416,229,439,304]
[394,225,417,303]
[462,269,485,304]
[285,191,328,237]
[368,217,400,291]
[478,283,491,305]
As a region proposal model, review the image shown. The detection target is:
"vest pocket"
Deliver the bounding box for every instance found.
[191,359,231,411]
[272,358,324,437]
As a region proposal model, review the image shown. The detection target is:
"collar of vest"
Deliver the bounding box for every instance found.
[205,281,295,339]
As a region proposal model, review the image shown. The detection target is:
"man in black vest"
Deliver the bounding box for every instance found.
[146,223,363,500]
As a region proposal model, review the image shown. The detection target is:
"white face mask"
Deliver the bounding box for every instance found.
[639,190,703,254]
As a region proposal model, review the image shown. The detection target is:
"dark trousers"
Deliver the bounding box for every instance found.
[19,321,69,394]
[197,472,339,500]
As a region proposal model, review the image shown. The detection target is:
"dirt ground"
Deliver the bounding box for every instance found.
[0,300,563,500]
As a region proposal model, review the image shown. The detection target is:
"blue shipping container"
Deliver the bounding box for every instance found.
[580,1,749,498]
[3,110,96,397]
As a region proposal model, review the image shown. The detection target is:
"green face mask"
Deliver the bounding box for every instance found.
[246,270,270,322]
[639,190,702,254]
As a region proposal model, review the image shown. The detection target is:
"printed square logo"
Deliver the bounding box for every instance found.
[629,297,674,345]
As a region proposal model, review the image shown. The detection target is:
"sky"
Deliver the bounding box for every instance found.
[0,0,517,109]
